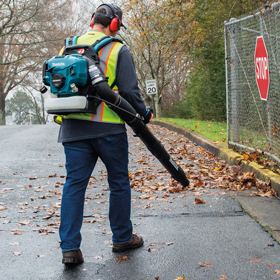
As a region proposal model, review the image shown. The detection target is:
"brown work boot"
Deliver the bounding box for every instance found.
[62,250,84,265]
[112,234,144,252]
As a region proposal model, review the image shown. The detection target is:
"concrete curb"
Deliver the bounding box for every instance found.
[152,120,280,194]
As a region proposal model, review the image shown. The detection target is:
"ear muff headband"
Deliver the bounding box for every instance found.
[90,4,121,32]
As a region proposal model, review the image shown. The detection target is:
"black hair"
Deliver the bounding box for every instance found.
[94,7,111,28]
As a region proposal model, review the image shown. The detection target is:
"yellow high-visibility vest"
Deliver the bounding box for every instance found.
[59,31,124,124]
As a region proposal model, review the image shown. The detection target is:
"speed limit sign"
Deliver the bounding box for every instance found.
[145,79,158,95]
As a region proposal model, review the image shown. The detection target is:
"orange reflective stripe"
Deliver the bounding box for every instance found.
[100,102,105,121]
[98,48,104,57]
[105,42,118,76]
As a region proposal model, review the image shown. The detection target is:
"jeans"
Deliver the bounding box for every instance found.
[59,132,133,252]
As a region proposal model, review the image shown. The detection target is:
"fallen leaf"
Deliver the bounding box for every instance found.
[0,206,7,211]
[243,153,249,160]
[9,242,19,246]
[195,198,205,204]
[93,255,104,259]
[250,259,262,263]
[174,276,185,280]
[169,187,181,193]
[276,270,280,274]
[18,220,30,225]
[139,194,150,199]
[217,275,228,280]
[267,264,274,267]
[13,251,21,256]
[114,255,130,264]
[83,220,96,223]
[37,255,45,258]
[11,230,22,235]
[198,262,214,267]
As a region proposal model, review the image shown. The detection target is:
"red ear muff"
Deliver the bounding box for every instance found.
[110,18,121,32]
[90,14,95,28]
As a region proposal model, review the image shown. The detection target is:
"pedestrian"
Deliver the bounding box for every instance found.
[58,3,153,265]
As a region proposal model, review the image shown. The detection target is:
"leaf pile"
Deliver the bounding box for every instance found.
[129,125,277,197]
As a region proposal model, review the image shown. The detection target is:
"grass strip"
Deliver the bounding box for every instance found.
[157,118,227,147]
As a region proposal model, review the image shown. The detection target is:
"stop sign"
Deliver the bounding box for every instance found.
[255,36,269,100]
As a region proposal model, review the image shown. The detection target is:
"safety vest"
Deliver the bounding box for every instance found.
[58,31,125,124]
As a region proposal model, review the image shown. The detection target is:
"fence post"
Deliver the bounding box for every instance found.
[229,18,240,143]
[224,22,230,146]
[260,15,273,148]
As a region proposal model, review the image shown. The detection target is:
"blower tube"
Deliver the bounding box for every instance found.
[88,59,189,188]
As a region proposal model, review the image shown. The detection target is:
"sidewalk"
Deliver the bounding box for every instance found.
[1,123,280,279]
[153,120,280,244]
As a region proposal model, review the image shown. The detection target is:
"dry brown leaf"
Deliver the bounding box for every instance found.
[114,255,130,264]
[83,220,96,223]
[0,206,7,211]
[198,262,214,267]
[174,276,185,280]
[276,270,280,274]
[9,242,19,246]
[195,198,205,204]
[93,255,104,259]
[11,230,22,235]
[18,220,30,225]
[13,251,21,256]
[250,259,262,263]
[217,275,228,280]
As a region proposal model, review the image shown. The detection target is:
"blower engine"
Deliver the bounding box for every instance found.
[40,44,189,188]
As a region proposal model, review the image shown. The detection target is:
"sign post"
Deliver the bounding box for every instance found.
[255,36,269,101]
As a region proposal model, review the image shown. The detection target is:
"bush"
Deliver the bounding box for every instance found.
[162,99,194,119]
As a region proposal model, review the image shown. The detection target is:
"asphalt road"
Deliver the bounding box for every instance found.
[0,123,280,280]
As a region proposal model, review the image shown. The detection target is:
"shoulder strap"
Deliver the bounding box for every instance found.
[64,36,80,53]
[65,35,80,47]
[92,36,123,53]
[92,36,123,89]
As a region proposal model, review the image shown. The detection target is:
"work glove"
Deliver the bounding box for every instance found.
[143,107,153,124]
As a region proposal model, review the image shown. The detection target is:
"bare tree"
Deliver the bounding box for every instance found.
[0,0,79,125]
[120,0,192,117]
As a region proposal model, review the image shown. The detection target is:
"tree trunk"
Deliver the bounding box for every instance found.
[155,94,162,118]
[0,92,6,125]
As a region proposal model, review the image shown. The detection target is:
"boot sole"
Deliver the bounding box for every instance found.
[112,240,144,252]
[62,257,84,265]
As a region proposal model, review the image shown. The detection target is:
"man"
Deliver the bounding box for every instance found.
[58,3,153,265]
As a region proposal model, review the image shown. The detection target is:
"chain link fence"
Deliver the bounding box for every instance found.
[224,2,280,165]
